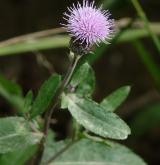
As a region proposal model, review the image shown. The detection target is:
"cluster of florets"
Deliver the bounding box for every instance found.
[62,0,115,55]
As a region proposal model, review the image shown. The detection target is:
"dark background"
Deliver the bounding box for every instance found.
[0,0,160,164]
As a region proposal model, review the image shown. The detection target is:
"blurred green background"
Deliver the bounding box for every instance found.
[0,0,160,164]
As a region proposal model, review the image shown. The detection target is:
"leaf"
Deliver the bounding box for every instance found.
[0,73,25,113]
[0,117,43,154]
[30,74,61,118]
[100,86,131,112]
[23,90,33,113]
[0,145,37,165]
[42,130,60,164]
[64,94,131,140]
[43,138,146,165]
[0,73,22,96]
[70,63,95,97]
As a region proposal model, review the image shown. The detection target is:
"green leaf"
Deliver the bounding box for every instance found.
[43,138,146,165]
[0,73,22,96]
[0,73,25,113]
[62,63,95,109]
[70,63,95,97]
[64,94,131,140]
[100,86,131,112]
[23,90,33,113]
[0,117,43,154]
[42,130,59,164]
[0,145,37,165]
[30,74,61,118]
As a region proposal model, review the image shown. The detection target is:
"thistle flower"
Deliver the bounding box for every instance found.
[62,0,115,55]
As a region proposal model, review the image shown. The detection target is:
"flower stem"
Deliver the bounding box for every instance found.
[43,53,80,136]
[33,52,81,165]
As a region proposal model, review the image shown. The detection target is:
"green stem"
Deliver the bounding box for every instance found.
[43,52,80,136]
[33,52,81,165]
[131,0,160,53]
[63,54,81,88]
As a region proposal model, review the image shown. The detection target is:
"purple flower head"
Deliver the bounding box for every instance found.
[62,0,114,54]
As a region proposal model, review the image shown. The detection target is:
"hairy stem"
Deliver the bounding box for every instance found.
[33,52,81,165]
[44,54,80,136]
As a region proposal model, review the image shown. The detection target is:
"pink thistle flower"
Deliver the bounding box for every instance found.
[62,0,114,54]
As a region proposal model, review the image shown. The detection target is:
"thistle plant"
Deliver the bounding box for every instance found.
[0,1,147,165]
